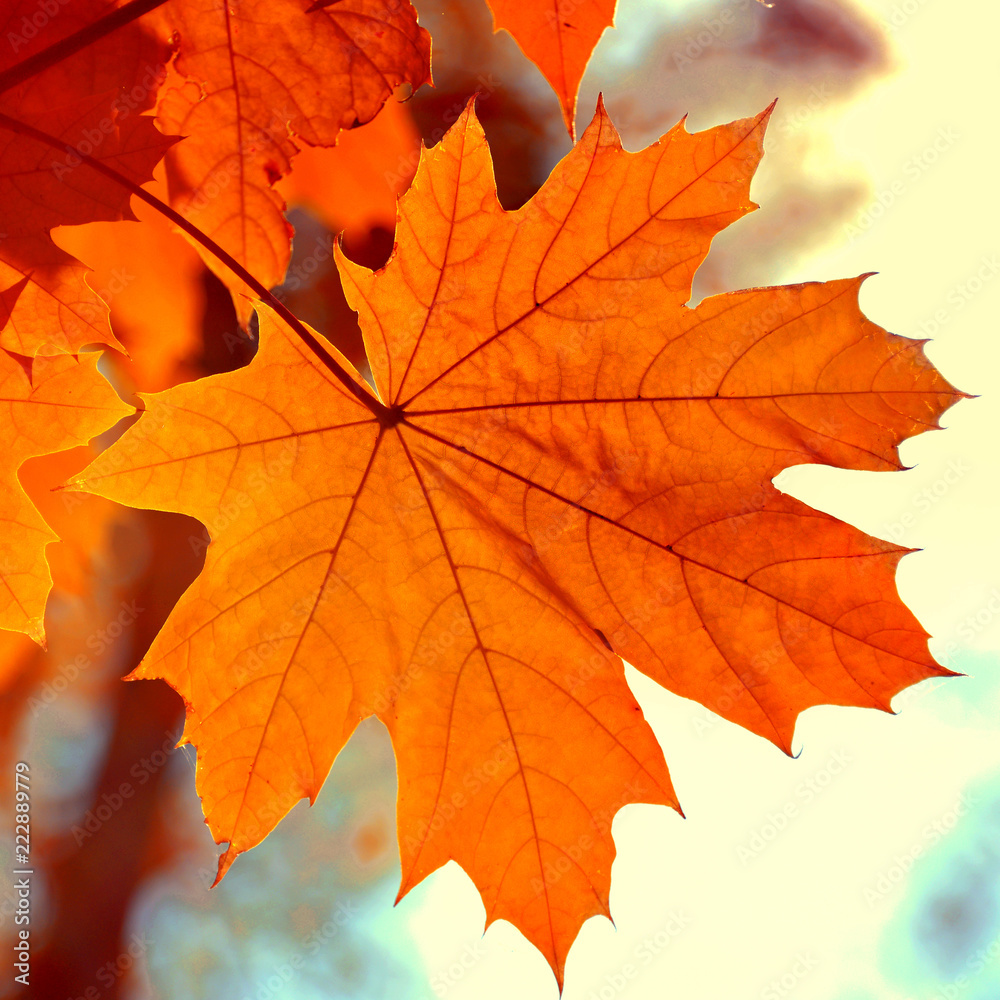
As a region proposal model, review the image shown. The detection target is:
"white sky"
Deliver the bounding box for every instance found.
[401,1,1000,998]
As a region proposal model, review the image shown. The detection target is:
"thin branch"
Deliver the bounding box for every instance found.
[0,0,170,95]
[0,109,389,420]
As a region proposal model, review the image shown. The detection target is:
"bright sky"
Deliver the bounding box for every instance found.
[400,1,1000,998]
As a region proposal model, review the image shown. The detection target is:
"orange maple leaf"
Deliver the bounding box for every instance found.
[484,0,616,137]
[152,0,431,322]
[0,0,172,355]
[0,345,130,641]
[74,101,964,984]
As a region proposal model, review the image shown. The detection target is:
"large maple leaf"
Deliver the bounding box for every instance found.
[74,101,963,983]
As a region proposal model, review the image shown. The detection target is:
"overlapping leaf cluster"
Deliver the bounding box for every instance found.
[0,0,964,986]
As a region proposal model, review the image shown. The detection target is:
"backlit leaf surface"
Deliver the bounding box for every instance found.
[484,0,616,136]
[75,101,963,983]
[0,346,130,640]
[0,0,170,355]
[154,0,431,320]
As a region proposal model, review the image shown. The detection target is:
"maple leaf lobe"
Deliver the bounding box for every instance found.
[0,348,131,640]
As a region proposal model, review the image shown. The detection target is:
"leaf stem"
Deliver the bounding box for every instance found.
[0,0,170,95]
[0,109,389,420]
